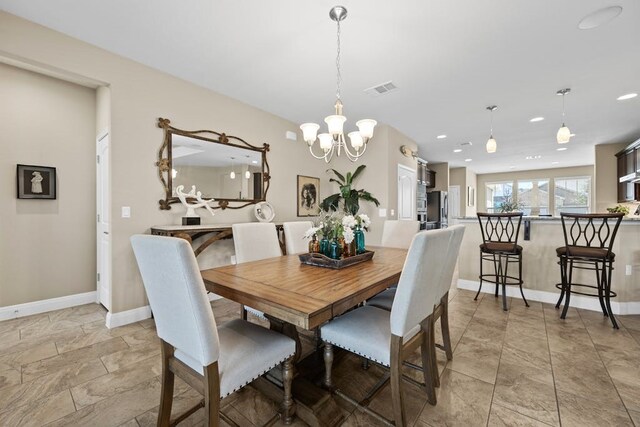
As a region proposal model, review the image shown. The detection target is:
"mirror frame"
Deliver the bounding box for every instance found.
[156,118,271,210]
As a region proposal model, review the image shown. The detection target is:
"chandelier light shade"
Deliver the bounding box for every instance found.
[557,88,571,144]
[486,105,498,153]
[300,6,377,163]
[245,170,251,179]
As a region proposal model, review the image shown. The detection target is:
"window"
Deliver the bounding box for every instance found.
[554,177,591,215]
[517,179,550,215]
[485,182,514,213]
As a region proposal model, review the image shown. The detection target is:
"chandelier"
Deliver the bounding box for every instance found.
[300,6,377,163]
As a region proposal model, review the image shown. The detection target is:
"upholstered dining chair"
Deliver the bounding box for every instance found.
[365,220,421,309]
[283,221,313,255]
[232,223,282,319]
[367,225,465,388]
[321,228,454,426]
[130,235,296,426]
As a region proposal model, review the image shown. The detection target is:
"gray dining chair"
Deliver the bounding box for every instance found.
[320,228,454,426]
[365,225,465,387]
[131,235,296,426]
[232,222,282,319]
[283,221,313,255]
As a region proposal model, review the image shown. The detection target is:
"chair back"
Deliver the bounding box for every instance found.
[390,228,453,338]
[381,220,420,249]
[130,235,219,367]
[477,212,523,250]
[560,213,624,257]
[232,223,282,263]
[437,225,466,299]
[283,221,313,255]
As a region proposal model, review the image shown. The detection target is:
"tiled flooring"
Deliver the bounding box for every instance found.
[1,288,640,426]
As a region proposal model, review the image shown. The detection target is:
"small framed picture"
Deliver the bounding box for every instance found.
[17,164,57,199]
[297,175,320,217]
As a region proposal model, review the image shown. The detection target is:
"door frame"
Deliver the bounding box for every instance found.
[96,130,111,311]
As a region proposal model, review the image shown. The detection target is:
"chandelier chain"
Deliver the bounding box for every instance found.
[336,20,341,100]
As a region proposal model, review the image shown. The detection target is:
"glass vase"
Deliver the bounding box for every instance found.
[320,237,330,257]
[343,240,356,257]
[308,235,320,254]
[355,226,366,254]
[329,239,341,260]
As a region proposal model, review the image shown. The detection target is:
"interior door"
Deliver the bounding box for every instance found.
[397,165,416,220]
[96,132,111,311]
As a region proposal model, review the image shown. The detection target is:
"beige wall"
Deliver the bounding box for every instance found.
[0,62,96,307]
[387,126,418,220]
[449,167,478,218]
[0,12,419,314]
[429,162,449,192]
[476,165,594,214]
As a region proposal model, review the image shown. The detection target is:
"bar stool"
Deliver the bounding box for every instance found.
[555,213,624,329]
[475,212,528,311]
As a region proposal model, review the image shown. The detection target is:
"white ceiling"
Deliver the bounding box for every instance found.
[2,0,639,173]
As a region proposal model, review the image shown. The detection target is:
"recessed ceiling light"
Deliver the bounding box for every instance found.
[578,6,623,30]
[530,117,544,122]
[453,149,462,153]
[525,155,542,160]
[557,147,568,151]
[509,166,516,169]
[552,161,560,165]
[617,93,638,101]
[464,158,472,162]
[437,135,447,139]
[570,133,576,137]
[252,160,258,164]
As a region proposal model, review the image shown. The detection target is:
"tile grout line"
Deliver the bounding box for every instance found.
[484,294,511,427]
[576,308,636,425]
[542,304,563,427]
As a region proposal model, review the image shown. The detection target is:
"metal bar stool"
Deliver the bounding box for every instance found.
[555,213,624,329]
[475,212,528,311]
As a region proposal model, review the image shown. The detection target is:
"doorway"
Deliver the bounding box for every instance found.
[448,185,461,220]
[96,131,111,311]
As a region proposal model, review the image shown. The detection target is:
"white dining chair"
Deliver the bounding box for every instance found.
[365,220,420,310]
[380,220,420,249]
[232,223,283,319]
[320,228,454,426]
[283,221,313,255]
[130,235,296,426]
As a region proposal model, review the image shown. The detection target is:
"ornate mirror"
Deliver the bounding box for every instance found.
[156,118,270,210]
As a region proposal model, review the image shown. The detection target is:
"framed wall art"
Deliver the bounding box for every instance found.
[297,175,320,217]
[17,164,57,199]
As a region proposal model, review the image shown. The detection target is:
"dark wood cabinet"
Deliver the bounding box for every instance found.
[424,169,436,189]
[616,143,640,202]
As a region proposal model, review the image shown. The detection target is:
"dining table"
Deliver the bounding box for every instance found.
[200,246,408,426]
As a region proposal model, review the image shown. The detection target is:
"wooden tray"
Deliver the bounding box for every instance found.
[299,250,375,270]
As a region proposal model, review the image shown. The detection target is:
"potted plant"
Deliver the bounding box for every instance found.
[320,165,380,215]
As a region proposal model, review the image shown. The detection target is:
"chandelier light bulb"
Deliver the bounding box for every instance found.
[318,133,333,151]
[300,123,320,145]
[230,171,236,180]
[324,115,346,137]
[356,119,377,140]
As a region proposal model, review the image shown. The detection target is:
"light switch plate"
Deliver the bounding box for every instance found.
[626,265,632,276]
[390,209,395,216]
[286,131,297,141]
[378,208,387,218]
[121,206,131,218]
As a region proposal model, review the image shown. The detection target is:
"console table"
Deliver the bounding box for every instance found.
[150,223,286,256]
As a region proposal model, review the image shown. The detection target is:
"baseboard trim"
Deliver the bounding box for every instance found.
[457,279,640,315]
[0,291,98,322]
[105,305,152,329]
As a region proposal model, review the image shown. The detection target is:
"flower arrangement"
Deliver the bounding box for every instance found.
[303,211,370,258]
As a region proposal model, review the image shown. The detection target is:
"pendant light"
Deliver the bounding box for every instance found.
[486,106,498,153]
[556,88,571,144]
[229,157,236,180]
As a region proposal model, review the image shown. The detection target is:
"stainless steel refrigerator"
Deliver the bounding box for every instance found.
[426,191,448,229]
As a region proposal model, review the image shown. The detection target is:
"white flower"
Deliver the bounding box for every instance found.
[342,215,357,229]
[303,226,320,239]
[358,213,371,228]
[343,227,355,244]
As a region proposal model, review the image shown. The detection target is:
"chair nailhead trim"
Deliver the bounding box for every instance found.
[220,351,296,398]
[324,340,390,367]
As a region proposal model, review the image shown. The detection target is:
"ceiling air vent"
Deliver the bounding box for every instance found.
[365,81,398,97]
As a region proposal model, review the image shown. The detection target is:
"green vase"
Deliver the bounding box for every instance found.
[355,226,366,254]
[320,237,330,257]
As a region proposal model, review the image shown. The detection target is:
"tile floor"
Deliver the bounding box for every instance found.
[1,288,639,426]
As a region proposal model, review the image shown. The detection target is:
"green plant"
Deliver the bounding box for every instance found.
[607,204,630,215]
[498,195,524,213]
[320,165,380,216]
